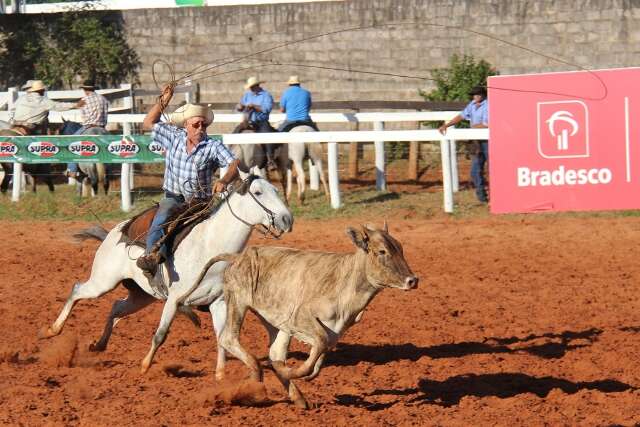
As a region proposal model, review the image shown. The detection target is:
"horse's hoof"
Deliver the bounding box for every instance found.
[88,342,105,352]
[293,397,309,409]
[38,326,58,339]
[140,363,150,375]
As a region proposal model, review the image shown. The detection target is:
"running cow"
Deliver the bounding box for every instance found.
[196,222,418,408]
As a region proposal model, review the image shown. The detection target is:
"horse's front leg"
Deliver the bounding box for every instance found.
[141,296,179,374]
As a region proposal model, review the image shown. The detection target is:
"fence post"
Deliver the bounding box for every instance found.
[450,140,459,192]
[121,84,135,190]
[374,121,386,191]
[440,139,454,213]
[121,163,132,212]
[408,141,419,181]
[327,142,341,209]
[121,111,132,212]
[184,80,193,104]
[11,162,22,202]
[309,158,319,190]
[8,87,18,111]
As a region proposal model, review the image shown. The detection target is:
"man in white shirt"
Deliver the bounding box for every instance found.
[10,80,78,135]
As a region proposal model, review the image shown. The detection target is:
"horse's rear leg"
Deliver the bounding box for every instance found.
[89,281,155,352]
[293,160,306,203]
[42,276,121,339]
[208,296,227,381]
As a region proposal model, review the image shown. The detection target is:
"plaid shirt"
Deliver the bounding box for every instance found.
[152,122,235,199]
[81,92,109,127]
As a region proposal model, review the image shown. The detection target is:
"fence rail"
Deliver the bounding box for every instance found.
[1,126,488,213]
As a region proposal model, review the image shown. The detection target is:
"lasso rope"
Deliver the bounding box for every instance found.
[150,20,608,102]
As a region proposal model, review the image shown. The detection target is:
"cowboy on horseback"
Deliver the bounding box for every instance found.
[277,75,318,133]
[136,84,240,282]
[9,80,79,136]
[233,77,278,171]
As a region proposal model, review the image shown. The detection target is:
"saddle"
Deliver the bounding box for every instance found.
[119,197,218,254]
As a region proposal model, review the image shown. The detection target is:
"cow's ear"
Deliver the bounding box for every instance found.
[346,227,368,251]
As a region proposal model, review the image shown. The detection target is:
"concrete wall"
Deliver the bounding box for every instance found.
[121,0,640,104]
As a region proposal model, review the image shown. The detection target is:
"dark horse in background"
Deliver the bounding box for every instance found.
[0,127,55,193]
[60,120,114,196]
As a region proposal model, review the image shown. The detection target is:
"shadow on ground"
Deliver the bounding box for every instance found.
[334,372,634,410]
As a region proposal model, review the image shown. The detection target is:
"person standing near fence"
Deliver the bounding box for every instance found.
[277,75,318,132]
[438,86,489,203]
[9,80,78,135]
[66,80,110,178]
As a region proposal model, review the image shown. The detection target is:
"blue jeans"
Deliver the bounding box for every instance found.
[145,192,184,256]
[470,142,489,202]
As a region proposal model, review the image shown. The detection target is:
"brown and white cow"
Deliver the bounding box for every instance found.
[195,222,418,408]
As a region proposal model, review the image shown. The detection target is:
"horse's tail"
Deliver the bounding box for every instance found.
[72,225,109,242]
[179,253,238,304]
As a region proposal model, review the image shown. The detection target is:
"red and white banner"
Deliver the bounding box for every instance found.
[489,67,640,213]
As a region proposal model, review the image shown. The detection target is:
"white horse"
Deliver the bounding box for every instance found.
[287,125,329,203]
[42,170,293,378]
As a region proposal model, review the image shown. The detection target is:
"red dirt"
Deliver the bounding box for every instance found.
[1,214,640,425]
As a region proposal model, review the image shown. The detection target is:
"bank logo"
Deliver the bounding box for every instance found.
[537,101,589,159]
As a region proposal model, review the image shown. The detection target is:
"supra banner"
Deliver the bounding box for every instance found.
[489,67,640,213]
[0,135,170,164]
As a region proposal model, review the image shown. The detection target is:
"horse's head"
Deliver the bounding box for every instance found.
[232,169,293,236]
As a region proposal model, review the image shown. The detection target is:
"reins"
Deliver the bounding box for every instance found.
[222,175,284,239]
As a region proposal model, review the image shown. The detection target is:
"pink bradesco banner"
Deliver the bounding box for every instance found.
[488,67,640,213]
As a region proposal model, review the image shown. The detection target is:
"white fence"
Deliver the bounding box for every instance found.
[1,99,489,213]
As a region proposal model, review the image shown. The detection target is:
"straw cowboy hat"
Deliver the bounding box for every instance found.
[169,103,214,128]
[21,80,35,90]
[244,76,264,90]
[27,80,46,93]
[287,75,300,85]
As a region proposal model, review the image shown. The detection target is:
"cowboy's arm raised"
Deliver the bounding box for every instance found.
[143,85,174,131]
[213,159,241,193]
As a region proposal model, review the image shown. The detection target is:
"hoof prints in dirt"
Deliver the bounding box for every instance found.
[336,373,634,410]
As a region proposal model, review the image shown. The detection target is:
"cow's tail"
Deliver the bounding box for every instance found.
[180,253,238,304]
[72,225,109,242]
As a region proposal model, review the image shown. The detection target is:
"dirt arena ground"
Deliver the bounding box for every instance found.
[2,212,640,426]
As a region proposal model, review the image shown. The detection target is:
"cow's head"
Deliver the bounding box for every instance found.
[346,222,418,291]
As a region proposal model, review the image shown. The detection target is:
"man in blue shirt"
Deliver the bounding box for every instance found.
[235,77,277,169]
[439,86,489,203]
[278,75,318,132]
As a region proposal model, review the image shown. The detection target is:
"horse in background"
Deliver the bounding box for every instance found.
[287,125,329,203]
[60,120,113,197]
[230,124,292,204]
[0,128,55,193]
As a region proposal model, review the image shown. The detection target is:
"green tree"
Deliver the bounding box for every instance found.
[0,11,139,89]
[420,54,497,102]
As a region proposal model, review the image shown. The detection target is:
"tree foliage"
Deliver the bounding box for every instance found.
[0,11,139,90]
[420,54,498,102]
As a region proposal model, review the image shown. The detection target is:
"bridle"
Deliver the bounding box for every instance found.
[222,175,284,239]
